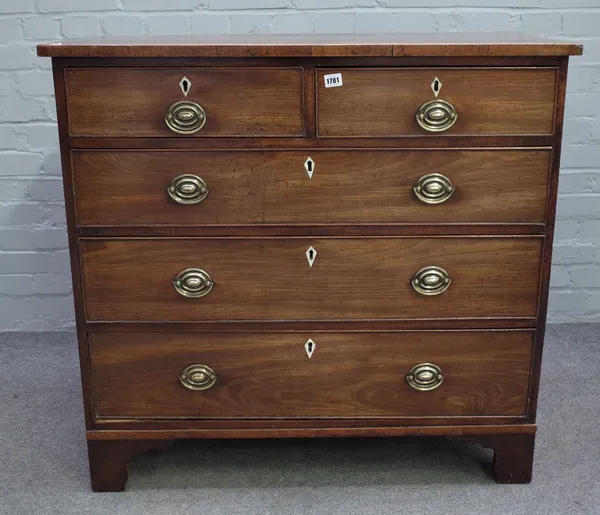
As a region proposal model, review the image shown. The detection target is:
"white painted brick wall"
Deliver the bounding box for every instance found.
[0,1,598,329]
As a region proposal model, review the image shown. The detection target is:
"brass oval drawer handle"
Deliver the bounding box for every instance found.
[165,100,207,135]
[167,174,209,205]
[416,99,458,133]
[413,173,455,205]
[411,265,451,296]
[406,363,444,391]
[173,268,214,298]
[180,364,217,391]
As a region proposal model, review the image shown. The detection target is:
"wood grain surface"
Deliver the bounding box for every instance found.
[317,68,557,137]
[72,149,551,226]
[37,33,583,58]
[90,330,533,419]
[65,67,304,137]
[80,237,543,321]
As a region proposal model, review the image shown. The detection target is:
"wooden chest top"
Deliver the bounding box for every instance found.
[38,33,582,58]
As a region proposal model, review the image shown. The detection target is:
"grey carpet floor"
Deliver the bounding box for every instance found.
[0,325,598,515]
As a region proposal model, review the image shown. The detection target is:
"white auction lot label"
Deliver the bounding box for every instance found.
[324,73,343,88]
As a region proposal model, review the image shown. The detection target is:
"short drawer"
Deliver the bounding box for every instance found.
[72,149,550,226]
[317,68,557,137]
[80,237,542,321]
[90,330,533,419]
[65,67,304,137]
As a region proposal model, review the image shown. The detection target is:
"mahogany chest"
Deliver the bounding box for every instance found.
[37,33,582,491]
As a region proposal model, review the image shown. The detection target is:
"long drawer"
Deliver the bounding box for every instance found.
[72,149,551,226]
[80,237,542,321]
[65,67,305,137]
[317,68,557,137]
[90,330,533,419]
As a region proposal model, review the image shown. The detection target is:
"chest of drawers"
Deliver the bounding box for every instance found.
[38,33,582,491]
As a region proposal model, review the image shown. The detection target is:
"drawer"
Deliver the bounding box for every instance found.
[90,330,533,419]
[73,149,550,226]
[65,68,304,137]
[317,68,557,137]
[80,237,542,321]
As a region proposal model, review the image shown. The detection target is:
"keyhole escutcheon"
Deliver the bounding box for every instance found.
[431,77,442,98]
[179,76,192,97]
[304,157,315,179]
[306,246,317,268]
[305,338,316,358]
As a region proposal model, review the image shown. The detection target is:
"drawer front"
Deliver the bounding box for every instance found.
[73,149,550,226]
[65,68,304,137]
[317,68,557,137]
[90,330,533,419]
[81,238,542,321]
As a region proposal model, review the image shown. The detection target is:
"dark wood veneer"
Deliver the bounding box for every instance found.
[40,34,579,490]
[317,68,557,137]
[65,67,304,137]
[72,149,551,226]
[90,330,533,419]
[80,237,543,321]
